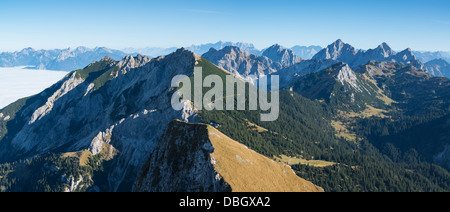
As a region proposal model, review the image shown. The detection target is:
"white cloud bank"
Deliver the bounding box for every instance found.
[0,67,68,109]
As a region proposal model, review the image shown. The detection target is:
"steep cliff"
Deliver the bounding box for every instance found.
[135,120,323,192]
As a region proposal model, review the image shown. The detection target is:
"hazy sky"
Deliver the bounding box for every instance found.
[0,0,449,51]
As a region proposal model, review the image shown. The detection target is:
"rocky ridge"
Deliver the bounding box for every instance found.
[135,120,323,192]
[0,48,200,191]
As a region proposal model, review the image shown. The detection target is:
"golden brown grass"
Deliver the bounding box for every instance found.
[245,119,269,133]
[207,126,323,192]
[331,120,358,142]
[275,155,337,168]
[331,104,391,142]
[362,73,397,106]
[62,150,93,166]
[340,105,389,119]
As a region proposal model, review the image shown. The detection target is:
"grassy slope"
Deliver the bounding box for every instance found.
[207,125,323,192]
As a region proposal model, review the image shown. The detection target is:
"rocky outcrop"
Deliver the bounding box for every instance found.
[134,120,231,192]
[135,120,323,192]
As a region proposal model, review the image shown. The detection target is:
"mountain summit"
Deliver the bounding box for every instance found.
[312,40,426,70]
[312,39,357,63]
[262,44,302,68]
[202,46,278,78]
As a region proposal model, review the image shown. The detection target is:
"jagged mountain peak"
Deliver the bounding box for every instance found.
[117,54,152,70]
[19,47,36,54]
[220,45,248,54]
[262,44,301,67]
[187,41,258,56]
[1,46,128,71]
[391,48,421,67]
[263,44,289,55]
[329,39,354,50]
[311,40,427,71]
[380,42,391,49]
[397,48,414,56]
[427,58,449,65]
[396,48,416,58]
[312,39,357,61]
[335,63,359,87]
[175,47,201,58]
[202,45,250,61]
[292,61,388,112]
[375,42,395,57]
[267,43,284,49]
[101,56,115,62]
[73,46,92,53]
[334,39,344,45]
[202,45,276,78]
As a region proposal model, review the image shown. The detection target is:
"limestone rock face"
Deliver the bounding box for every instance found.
[134,121,231,192]
[0,48,200,191]
[312,39,357,63]
[202,46,278,78]
[262,44,302,68]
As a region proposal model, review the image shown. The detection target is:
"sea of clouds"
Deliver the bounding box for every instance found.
[0,66,68,109]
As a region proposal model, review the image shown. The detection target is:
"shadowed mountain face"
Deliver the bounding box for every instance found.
[134,120,323,192]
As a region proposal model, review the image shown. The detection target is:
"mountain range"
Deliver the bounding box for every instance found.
[201,44,300,81]
[425,59,450,78]
[123,41,261,58]
[0,47,128,71]
[1,39,450,192]
[311,39,425,69]
[413,51,450,63]
[2,40,450,74]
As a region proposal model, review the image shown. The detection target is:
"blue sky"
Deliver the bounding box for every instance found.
[0,0,449,51]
